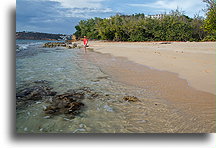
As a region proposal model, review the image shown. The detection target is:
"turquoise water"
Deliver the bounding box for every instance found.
[16,40,153,133]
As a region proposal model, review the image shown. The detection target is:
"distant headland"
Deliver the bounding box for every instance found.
[16,31,70,41]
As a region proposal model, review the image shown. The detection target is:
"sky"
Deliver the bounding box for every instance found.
[16,0,207,34]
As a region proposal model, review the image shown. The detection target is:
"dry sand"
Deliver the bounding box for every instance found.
[90,41,216,95]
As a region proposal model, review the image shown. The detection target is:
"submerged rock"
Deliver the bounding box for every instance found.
[43,87,103,119]
[33,80,50,84]
[16,85,57,101]
[16,81,57,109]
[44,91,85,118]
[123,96,140,102]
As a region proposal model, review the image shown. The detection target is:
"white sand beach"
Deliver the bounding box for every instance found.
[91,41,216,95]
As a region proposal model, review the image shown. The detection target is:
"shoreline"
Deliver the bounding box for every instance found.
[90,41,216,95]
[16,40,216,133]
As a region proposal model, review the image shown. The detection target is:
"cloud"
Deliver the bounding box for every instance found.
[16,0,115,34]
[23,0,106,8]
[26,0,114,18]
[50,0,115,18]
[61,7,113,18]
[127,0,205,16]
[49,0,105,9]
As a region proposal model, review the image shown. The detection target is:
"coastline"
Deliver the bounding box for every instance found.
[90,41,216,95]
[15,40,216,133]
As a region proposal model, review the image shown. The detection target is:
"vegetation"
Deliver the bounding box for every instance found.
[74,1,216,42]
[202,0,216,41]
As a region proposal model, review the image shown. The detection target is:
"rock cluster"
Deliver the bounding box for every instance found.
[44,92,85,118]
[43,87,103,118]
[17,80,142,120]
[16,81,57,109]
[16,81,102,119]
[43,42,66,48]
[43,42,80,49]
[123,96,140,102]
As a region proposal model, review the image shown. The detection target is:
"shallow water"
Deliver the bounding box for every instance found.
[16,40,152,133]
[16,40,215,133]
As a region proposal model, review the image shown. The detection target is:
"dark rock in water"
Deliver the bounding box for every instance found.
[90,92,99,98]
[44,105,59,114]
[67,87,92,94]
[44,90,85,118]
[33,80,50,84]
[43,42,66,48]
[16,81,57,109]
[16,85,57,101]
[53,91,85,101]
[123,96,140,102]
[96,76,109,79]
[65,102,84,114]
[67,87,101,100]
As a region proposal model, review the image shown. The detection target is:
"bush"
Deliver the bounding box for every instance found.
[202,35,216,41]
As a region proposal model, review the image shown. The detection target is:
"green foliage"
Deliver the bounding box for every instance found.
[191,15,206,41]
[202,35,216,41]
[202,0,216,40]
[73,8,215,41]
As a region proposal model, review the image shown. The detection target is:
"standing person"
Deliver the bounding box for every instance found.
[83,36,88,51]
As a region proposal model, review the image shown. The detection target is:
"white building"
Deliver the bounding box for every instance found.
[145,14,165,19]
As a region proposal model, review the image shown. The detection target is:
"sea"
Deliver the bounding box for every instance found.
[16,39,155,133]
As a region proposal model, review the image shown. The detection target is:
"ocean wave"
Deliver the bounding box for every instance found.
[16,40,44,52]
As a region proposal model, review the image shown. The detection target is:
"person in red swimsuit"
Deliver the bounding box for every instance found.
[83,36,88,50]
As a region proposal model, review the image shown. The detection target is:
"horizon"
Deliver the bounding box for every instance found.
[16,0,207,35]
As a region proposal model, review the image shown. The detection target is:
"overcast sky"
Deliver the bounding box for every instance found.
[16,0,207,34]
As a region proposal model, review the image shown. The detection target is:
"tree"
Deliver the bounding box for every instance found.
[203,0,216,40]
[191,15,206,41]
[73,25,81,39]
[73,9,212,41]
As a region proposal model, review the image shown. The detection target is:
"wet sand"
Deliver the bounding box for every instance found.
[86,41,216,132]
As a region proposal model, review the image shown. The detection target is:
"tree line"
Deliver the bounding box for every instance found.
[73,0,215,42]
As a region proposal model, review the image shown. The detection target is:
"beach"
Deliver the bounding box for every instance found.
[91,41,216,95]
[88,41,216,132]
[16,40,215,133]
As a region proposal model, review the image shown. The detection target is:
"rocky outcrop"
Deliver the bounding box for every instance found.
[123,96,140,102]
[43,42,81,49]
